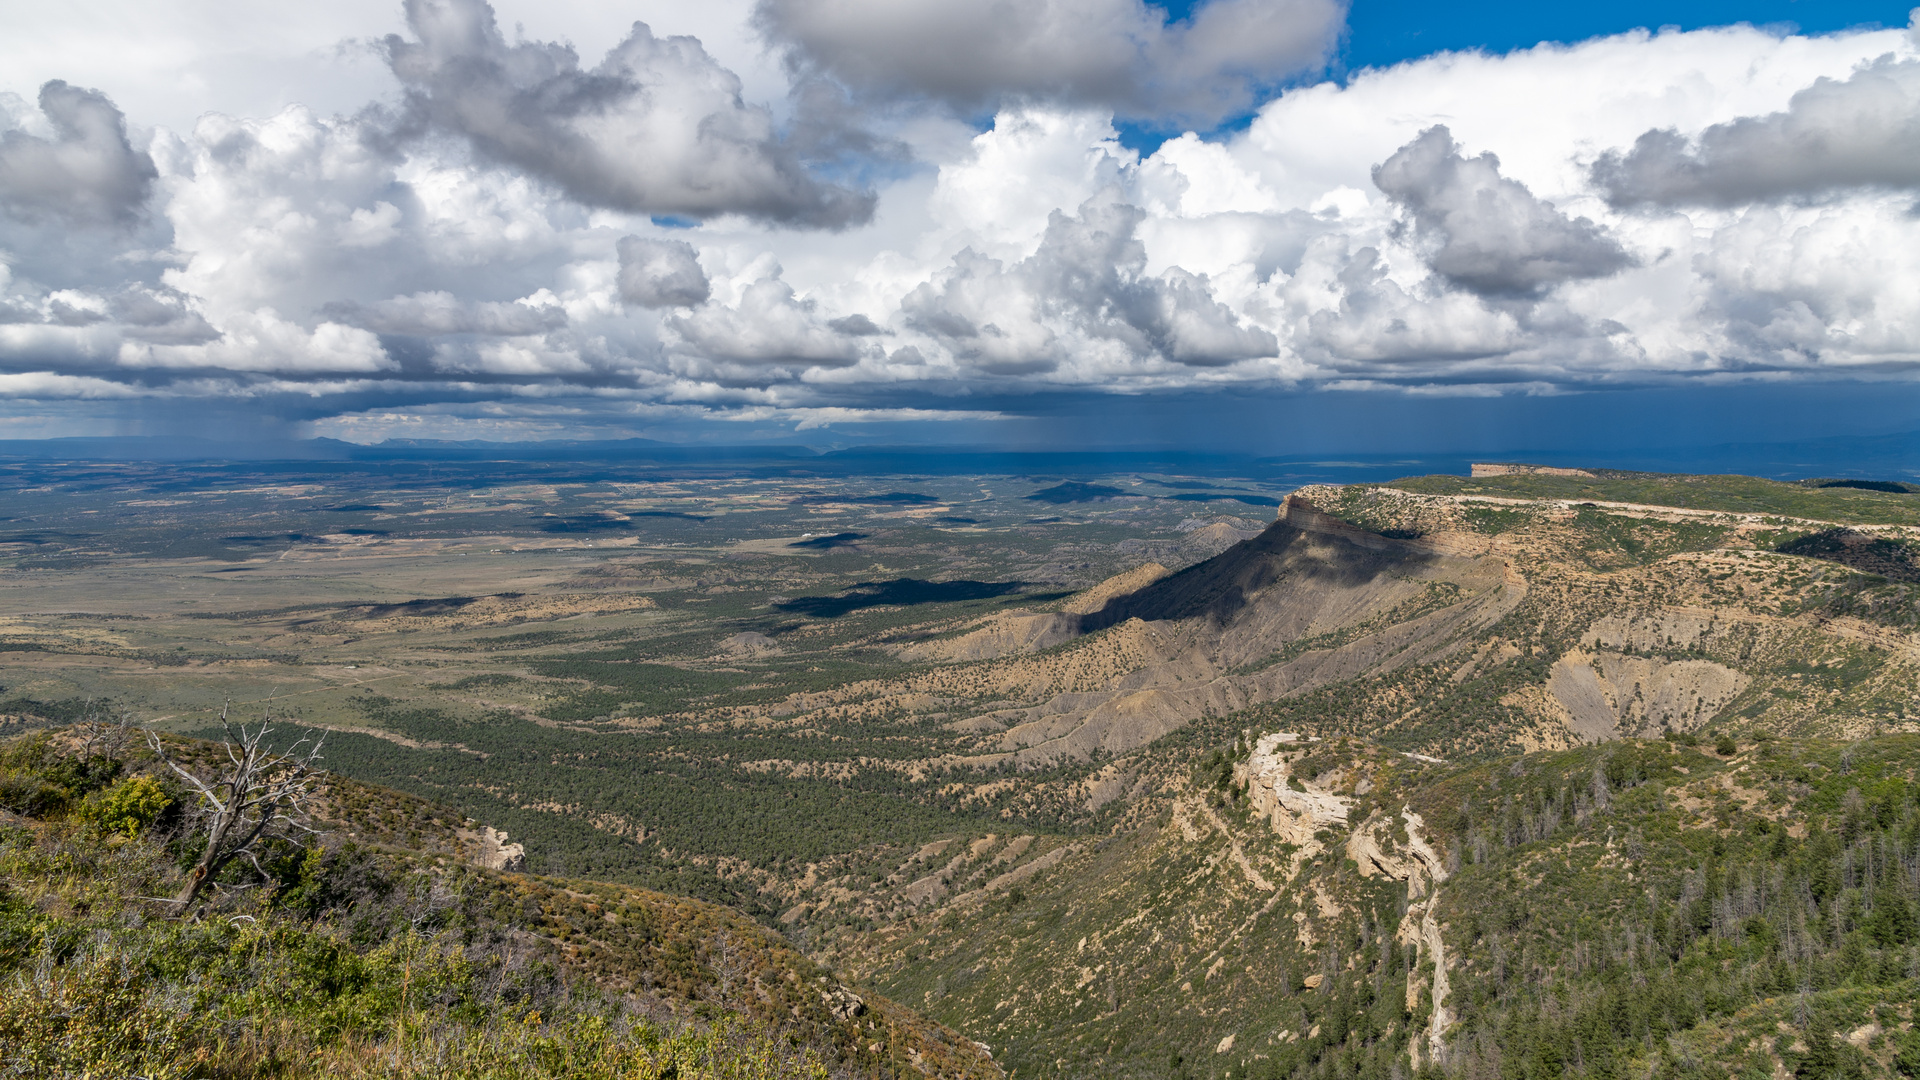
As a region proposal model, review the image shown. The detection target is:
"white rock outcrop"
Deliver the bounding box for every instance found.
[1235,733,1350,845]
[474,826,527,872]
[1242,731,1456,1072]
[1348,807,1453,1070]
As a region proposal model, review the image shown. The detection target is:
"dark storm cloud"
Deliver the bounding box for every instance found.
[755,0,1345,127]
[383,0,875,228]
[0,81,157,225]
[1373,126,1633,297]
[827,314,885,336]
[1592,57,1920,207]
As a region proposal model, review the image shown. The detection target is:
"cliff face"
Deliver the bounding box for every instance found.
[1236,732,1351,845]
[938,497,1523,764]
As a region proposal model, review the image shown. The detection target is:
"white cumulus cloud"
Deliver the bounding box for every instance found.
[0,3,1916,437]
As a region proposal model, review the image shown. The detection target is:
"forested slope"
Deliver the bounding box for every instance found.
[838,731,1920,1080]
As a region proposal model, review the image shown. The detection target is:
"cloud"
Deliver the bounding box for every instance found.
[617,237,711,309]
[384,0,874,228]
[1690,200,1920,366]
[826,313,884,335]
[1297,242,1523,367]
[4,8,1920,442]
[0,81,157,224]
[728,405,1013,429]
[1593,57,1920,207]
[669,275,867,370]
[324,291,569,336]
[755,0,1345,127]
[109,287,220,345]
[1373,126,1633,297]
[903,199,1277,374]
[0,371,143,398]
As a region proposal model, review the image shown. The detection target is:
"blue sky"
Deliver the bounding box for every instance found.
[0,0,1917,473]
[1116,0,1916,146]
[1338,0,1909,69]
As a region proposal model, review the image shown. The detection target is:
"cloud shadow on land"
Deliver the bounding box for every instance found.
[1077,515,1440,632]
[1027,482,1129,503]
[1168,492,1281,507]
[788,531,868,549]
[774,578,1029,618]
[538,511,709,533]
[1776,530,1920,583]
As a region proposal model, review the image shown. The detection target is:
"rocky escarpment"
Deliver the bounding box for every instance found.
[1348,808,1453,1069]
[1240,732,1458,1071]
[936,497,1524,764]
[465,824,527,872]
[1236,732,1351,845]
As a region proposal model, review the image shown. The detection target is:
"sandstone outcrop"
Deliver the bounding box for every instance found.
[1237,733,1457,1072]
[1347,807,1454,1068]
[1235,732,1350,846]
[472,825,527,872]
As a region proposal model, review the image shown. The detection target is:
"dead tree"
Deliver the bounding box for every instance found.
[146,707,325,916]
[75,699,136,761]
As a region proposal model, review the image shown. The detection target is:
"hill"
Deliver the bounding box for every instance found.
[830,729,1920,1080]
[0,726,1001,1080]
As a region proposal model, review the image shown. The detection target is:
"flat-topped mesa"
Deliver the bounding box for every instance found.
[1276,494,1491,559]
[1469,463,1596,478]
[1275,494,1402,552]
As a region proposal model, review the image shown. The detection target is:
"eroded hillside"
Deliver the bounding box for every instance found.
[831,730,1920,1080]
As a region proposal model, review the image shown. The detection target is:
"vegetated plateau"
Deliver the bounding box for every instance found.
[2,458,1918,1079]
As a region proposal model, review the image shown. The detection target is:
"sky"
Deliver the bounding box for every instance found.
[1,0,1918,461]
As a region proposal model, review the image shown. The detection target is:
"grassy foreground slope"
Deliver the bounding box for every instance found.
[0,728,1000,1080]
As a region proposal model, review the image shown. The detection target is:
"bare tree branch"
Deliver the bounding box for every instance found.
[145,704,326,917]
[75,699,136,761]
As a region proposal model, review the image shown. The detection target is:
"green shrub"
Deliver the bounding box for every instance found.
[0,733,118,817]
[76,775,172,837]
